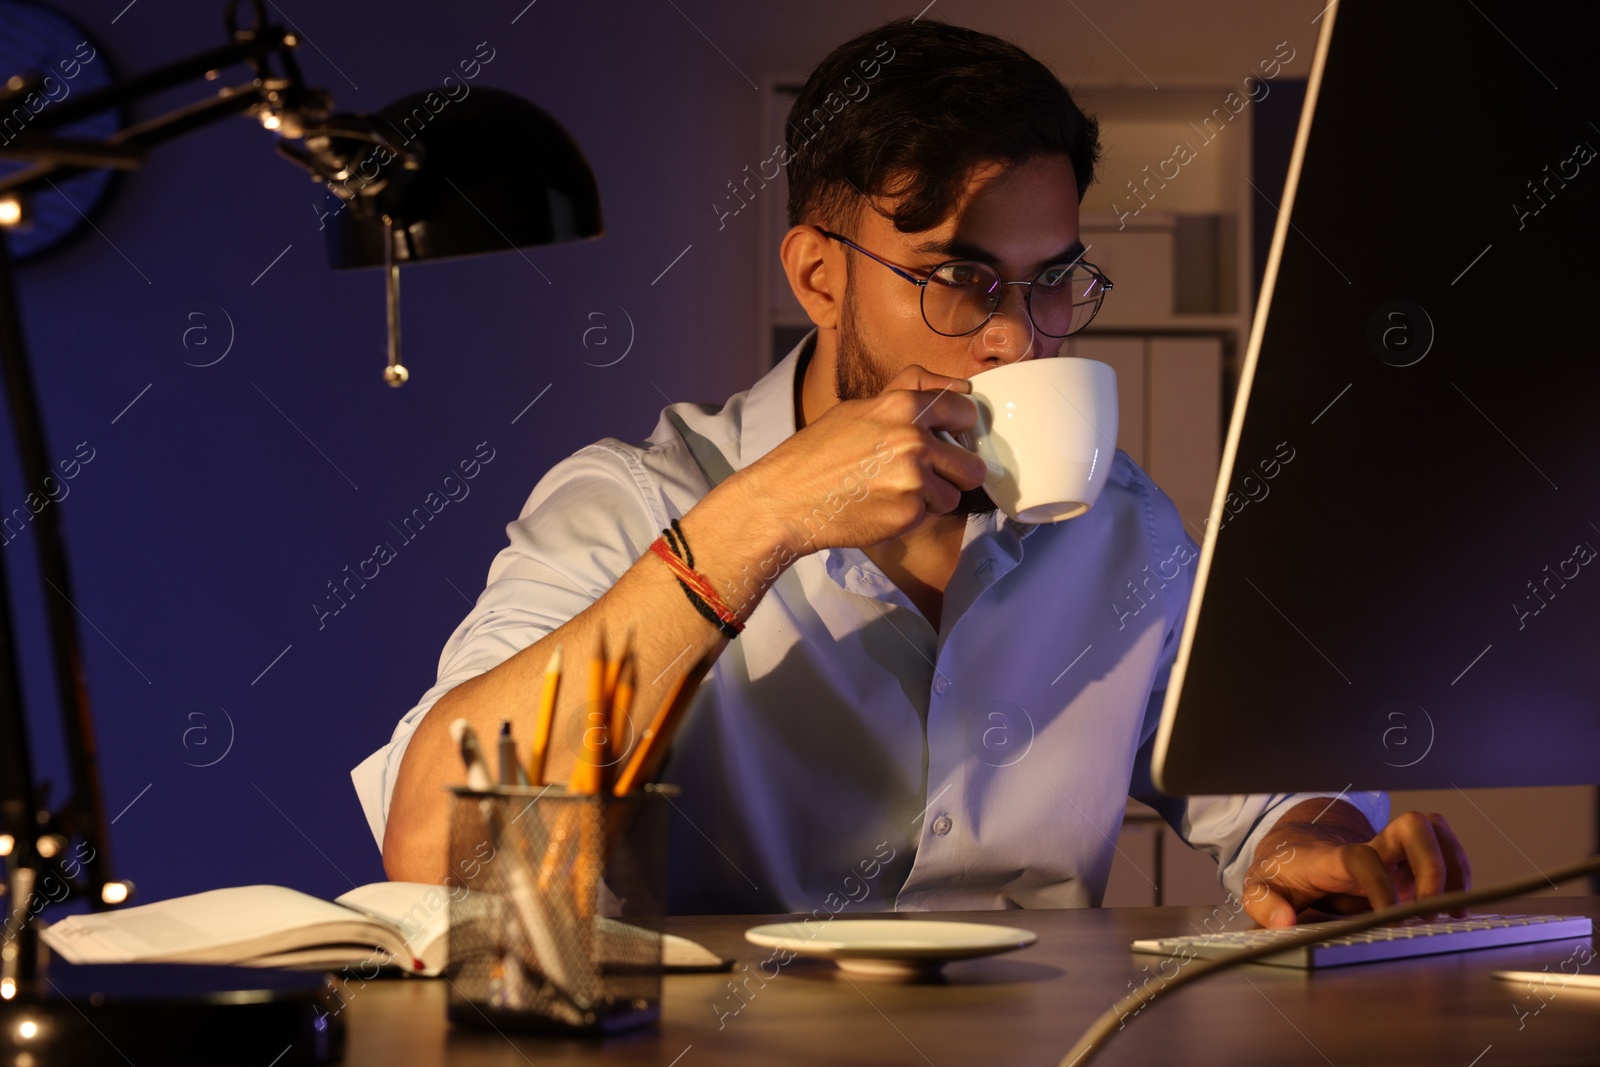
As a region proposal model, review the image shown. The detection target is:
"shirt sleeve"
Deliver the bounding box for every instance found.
[1124,528,1390,904]
[350,441,664,852]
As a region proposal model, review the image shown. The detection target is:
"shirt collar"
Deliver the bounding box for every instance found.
[735,328,815,472]
[964,507,1038,562]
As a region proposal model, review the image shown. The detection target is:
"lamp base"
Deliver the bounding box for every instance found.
[1,960,345,1066]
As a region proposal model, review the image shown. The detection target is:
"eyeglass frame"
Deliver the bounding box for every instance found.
[815,227,1114,338]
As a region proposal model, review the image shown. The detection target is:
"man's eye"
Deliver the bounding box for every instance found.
[933,263,983,286]
[1036,265,1073,288]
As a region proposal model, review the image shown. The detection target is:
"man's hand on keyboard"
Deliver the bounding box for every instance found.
[1239,801,1472,929]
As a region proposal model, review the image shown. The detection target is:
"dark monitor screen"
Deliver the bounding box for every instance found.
[1153,0,1600,794]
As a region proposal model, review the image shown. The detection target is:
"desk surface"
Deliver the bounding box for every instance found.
[339,897,1600,1066]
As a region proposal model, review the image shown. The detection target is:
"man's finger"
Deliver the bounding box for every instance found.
[883,364,972,395]
[907,386,979,434]
[926,432,990,490]
[1240,874,1298,929]
[1313,892,1380,916]
[1380,811,1449,902]
[1429,812,1473,916]
[919,469,962,515]
[1339,842,1399,913]
[1388,865,1419,904]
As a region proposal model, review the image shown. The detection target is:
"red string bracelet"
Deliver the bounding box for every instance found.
[648,530,742,638]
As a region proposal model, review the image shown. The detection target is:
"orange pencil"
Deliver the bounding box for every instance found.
[567,635,615,922]
[527,645,562,785]
[542,635,608,895]
[567,635,608,795]
[602,627,632,709]
[612,650,714,796]
[607,654,636,794]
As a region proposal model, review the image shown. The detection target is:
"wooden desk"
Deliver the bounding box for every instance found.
[338,897,1600,1066]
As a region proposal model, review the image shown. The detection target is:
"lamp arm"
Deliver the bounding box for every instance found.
[0,2,331,199]
[3,21,297,137]
[0,84,267,198]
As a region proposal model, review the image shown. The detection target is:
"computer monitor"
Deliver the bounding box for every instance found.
[1153,0,1599,795]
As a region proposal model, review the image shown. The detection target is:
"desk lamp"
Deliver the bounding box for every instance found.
[0,1,601,1062]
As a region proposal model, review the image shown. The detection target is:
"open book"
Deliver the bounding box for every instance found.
[41,882,729,976]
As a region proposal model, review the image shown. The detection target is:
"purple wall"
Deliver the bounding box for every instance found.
[7,0,773,904]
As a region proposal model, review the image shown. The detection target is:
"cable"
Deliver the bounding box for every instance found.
[1058,852,1600,1067]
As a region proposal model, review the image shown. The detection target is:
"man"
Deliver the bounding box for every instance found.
[355,17,1470,925]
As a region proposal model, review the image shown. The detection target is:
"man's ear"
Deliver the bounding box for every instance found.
[779,225,843,329]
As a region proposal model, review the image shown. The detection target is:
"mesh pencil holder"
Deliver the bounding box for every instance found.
[443,784,673,1035]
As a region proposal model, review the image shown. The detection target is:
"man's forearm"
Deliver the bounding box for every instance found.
[380,476,805,883]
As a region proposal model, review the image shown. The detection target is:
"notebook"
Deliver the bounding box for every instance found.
[40,881,729,975]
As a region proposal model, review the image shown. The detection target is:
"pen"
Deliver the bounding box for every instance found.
[497,720,526,787]
[450,718,495,792]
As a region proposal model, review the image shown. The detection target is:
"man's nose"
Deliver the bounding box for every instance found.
[971,283,1039,364]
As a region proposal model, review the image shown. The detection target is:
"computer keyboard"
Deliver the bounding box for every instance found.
[1131,914,1593,969]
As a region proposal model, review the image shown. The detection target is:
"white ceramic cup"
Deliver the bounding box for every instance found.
[937,357,1118,523]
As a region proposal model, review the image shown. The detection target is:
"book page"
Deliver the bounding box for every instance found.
[663,931,730,970]
[334,882,454,973]
[336,883,727,973]
[42,885,405,965]
[42,881,727,975]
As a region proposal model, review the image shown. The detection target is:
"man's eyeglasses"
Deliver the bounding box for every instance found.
[817,228,1113,338]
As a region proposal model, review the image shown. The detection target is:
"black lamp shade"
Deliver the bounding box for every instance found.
[323,87,602,269]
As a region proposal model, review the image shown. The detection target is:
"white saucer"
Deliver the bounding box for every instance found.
[744,919,1037,978]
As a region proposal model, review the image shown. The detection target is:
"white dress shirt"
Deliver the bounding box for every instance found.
[352,329,1387,914]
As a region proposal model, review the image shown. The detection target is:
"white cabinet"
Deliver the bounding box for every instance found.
[1072,88,1250,907]
[1069,334,1222,540]
[1147,337,1224,537]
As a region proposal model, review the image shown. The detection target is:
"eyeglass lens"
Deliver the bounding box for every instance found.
[922,261,1108,337]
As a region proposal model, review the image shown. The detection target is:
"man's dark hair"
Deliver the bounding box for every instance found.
[784,17,1101,235]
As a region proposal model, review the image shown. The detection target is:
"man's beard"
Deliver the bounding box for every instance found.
[835,281,996,518]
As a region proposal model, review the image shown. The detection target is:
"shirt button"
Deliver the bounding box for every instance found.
[931,814,953,837]
[933,675,951,697]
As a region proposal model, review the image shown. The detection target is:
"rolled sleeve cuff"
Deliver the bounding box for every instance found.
[350,741,398,852]
[350,671,485,853]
